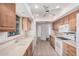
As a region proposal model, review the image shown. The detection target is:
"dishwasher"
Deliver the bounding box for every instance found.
[55,37,63,56]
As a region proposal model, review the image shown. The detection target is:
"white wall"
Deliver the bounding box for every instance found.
[37,24,41,37]
[76,13,79,56]
[0,32,8,43]
[36,23,52,40]
[27,20,36,37]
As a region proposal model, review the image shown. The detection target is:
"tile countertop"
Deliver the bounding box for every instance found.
[0,36,34,56]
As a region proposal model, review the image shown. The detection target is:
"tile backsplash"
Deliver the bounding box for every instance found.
[56,32,76,41]
[64,33,76,41]
[0,32,8,43]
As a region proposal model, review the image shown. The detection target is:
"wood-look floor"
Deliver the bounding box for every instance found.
[33,39,58,56]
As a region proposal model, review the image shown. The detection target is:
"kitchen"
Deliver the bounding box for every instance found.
[0,3,79,56]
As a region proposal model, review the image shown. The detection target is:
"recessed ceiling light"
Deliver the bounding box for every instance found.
[36,14,39,16]
[35,5,38,8]
[56,5,60,9]
[49,15,52,16]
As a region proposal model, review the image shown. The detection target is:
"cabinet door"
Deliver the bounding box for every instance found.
[23,43,33,56]
[68,12,76,32]
[27,19,31,30]
[63,16,69,24]
[52,22,56,31]
[23,17,28,31]
[53,18,64,32]
[23,17,31,32]
[63,42,76,56]
[4,3,16,13]
[59,18,64,26]
[0,4,16,31]
[27,43,33,56]
[54,21,59,31]
[50,36,55,49]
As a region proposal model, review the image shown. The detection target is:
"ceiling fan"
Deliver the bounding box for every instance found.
[42,5,60,17]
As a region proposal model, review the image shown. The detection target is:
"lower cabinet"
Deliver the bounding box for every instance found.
[23,43,33,56]
[63,42,76,56]
[50,36,55,49]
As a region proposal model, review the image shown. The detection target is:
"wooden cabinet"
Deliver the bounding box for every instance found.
[27,43,33,56]
[27,19,31,30]
[58,19,63,25]
[50,36,55,49]
[53,22,56,31]
[68,12,76,32]
[63,16,69,24]
[23,17,31,32]
[23,43,33,56]
[53,21,59,31]
[0,3,16,32]
[63,42,76,56]
[23,17,28,31]
[53,12,76,32]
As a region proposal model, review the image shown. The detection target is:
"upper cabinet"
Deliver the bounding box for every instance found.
[68,12,76,32]
[63,16,69,24]
[22,17,31,32]
[0,3,16,32]
[53,11,77,32]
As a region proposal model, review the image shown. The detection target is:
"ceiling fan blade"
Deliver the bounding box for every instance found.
[43,5,48,10]
[50,8,60,11]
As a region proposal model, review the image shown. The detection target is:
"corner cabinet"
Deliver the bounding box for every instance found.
[22,17,31,32]
[0,3,16,32]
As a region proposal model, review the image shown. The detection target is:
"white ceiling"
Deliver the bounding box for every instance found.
[16,3,79,22]
[28,3,70,18]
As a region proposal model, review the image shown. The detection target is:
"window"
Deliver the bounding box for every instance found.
[8,15,20,37]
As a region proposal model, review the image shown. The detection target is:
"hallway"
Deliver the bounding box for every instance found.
[33,39,58,56]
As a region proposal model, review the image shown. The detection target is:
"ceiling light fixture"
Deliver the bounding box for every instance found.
[49,15,52,16]
[36,14,39,17]
[35,5,38,8]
